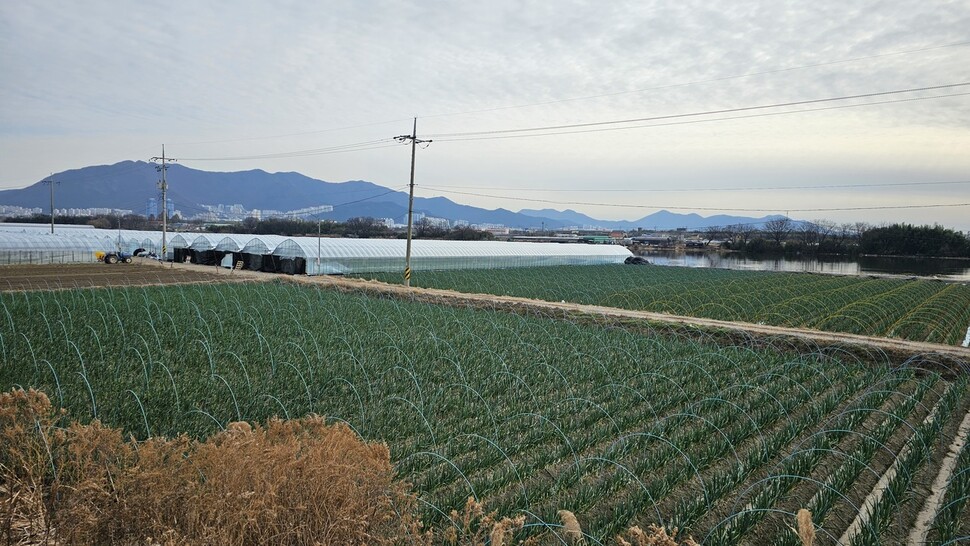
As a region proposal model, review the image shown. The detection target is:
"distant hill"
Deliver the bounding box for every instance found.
[521,207,784,230]
[0,161,783,230]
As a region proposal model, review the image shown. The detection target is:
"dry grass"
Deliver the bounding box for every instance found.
[615,524,700,546]
[0,388,420,545]
[2,388,721,545]
[796,509,815,546]
[441,497,531,546]
[558,509,585,545]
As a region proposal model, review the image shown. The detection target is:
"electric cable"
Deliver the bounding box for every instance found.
[422,187,970,213]
[423,179,970,194]
[425,83,970,139]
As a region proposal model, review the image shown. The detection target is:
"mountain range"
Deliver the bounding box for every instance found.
[0,161,784,230]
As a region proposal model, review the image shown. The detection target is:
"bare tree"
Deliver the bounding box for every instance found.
[853,222,871,239]
[703,225,723,245]
[799,221,820,246]
[831,223,855,250]
[732,223,756,246]
[762,217,793,245]
[815,220,836,245]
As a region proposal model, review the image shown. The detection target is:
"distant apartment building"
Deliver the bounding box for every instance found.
[0,205,43,218]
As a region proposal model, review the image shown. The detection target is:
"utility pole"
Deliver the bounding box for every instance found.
[394,118,431,287]
[43,175,58,234]
[150,146,175,262]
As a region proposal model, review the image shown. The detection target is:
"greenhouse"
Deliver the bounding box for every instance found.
[273,237,633,275]
[0,232,116,264]
[0,223,99,235]
[0,228,633,274]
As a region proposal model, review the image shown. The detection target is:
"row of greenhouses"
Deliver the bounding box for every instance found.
[0,225,632,274]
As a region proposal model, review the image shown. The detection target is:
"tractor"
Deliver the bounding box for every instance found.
[95,251,133,264]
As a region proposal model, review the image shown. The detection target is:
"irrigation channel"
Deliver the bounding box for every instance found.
[2,260,969,544]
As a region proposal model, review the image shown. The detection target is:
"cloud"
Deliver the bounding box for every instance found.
[1,0,969,229]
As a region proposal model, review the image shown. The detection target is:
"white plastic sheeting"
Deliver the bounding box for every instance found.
[241,235,289,255]
[0,232,115,264]
[214,235,256,252]
[0,228,633,274]
[0,223,97,234]
[274,237,632,275]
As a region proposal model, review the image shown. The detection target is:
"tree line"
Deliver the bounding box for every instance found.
[702,219,969,257]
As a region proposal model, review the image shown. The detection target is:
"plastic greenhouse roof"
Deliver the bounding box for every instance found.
[213,234,258,252]
[0,232,115,251]
[0,229,635,274]
[189,234,218,250]
[167,234,191,249]
[241,235,289,255]
[274,238,632,259]
[273,237,632,274]
[0,223,97,233]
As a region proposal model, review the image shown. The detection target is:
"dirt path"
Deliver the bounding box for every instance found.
[12,260,970,369]
[907,405,970,544]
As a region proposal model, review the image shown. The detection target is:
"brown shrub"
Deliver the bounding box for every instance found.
[0,388,421,545]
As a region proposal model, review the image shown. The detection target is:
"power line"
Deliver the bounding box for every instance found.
[171,120,413,147]
[331,187,408,209]
[418,40,970,120]
[422,187,970,213]
[156,39,969,147]
[431,91,970,142]
[175,139,400,161]
[169,87,970,164]
[423,179,970,194]
[424,82,970,139]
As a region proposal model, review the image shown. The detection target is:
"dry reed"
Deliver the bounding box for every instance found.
[0,388,420,545]
[558,509,585,545]
[615,524,700,546]
[796,508,815,546]
[443,496,529,546]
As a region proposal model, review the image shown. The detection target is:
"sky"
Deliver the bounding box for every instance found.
[1,1,969,230]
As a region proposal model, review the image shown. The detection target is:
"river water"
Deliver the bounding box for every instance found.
[637,250,970,282]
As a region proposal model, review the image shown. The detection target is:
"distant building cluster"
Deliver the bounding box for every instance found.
[190,202,333,221]
[0,205,43,218]
[56,207,134,217]
[0,204,137,219]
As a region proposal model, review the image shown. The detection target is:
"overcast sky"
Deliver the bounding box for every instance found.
[2,1,969,229]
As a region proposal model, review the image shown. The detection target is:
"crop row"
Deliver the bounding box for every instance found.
[1,282,969,543]
[359,265,970,345]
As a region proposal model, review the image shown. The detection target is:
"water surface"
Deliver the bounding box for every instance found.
[637,250,970,282]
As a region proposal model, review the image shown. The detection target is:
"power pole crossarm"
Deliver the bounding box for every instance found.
[394,118,432,288]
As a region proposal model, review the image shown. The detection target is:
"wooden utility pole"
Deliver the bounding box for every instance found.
[394,118,431,287]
